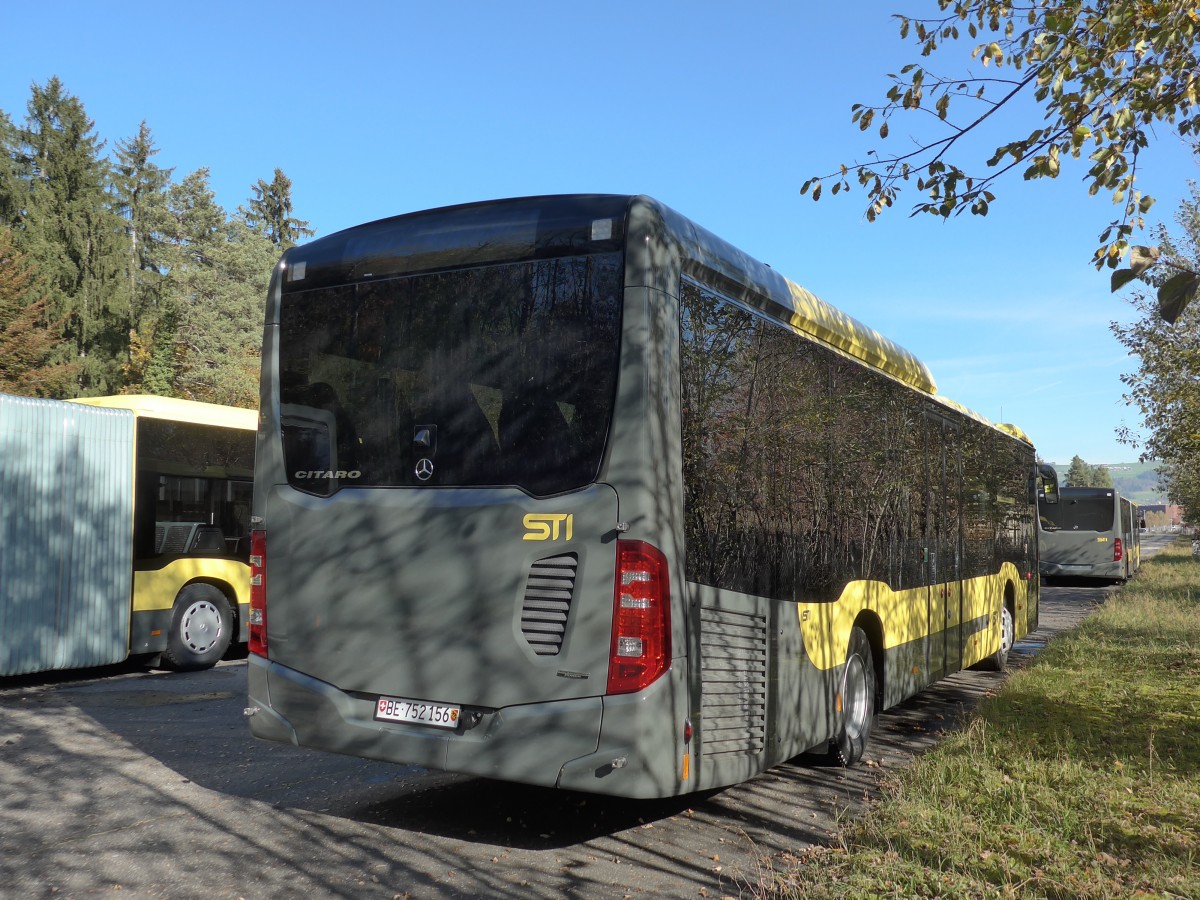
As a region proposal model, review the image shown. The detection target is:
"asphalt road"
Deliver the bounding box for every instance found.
[0,534,1175,900]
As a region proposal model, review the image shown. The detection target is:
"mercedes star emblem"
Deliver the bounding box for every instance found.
[415,458,435,481]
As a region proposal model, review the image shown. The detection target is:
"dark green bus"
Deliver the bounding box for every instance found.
[245,195,1055,798]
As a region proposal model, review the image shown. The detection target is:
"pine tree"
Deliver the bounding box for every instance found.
[12,78,129,395]
[111,121,173,392]
[0,226,79,395]
[0,110,21,227]
[242,168,313,250]
[159,169,273,407]
[1065,455,1113,488]
[112,122,172,301]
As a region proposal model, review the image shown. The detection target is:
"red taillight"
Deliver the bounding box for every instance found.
[248,529,267,657]
[607,540,671,695]
[1114,537,1124,562]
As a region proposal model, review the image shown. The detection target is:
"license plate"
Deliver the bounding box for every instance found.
[374,695,461,729]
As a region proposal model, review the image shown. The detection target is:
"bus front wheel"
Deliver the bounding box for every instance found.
[828,626,877,767]
[164,584,233,671]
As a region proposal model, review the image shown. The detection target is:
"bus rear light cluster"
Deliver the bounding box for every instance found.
[1113,537,1124,562]
[607,540,671,695]
[248,529,268,657]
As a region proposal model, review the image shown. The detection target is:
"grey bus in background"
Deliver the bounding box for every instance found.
[245,194,1054,798]
[1039,486,1142,583]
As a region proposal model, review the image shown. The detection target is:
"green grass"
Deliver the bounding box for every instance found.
[766,543,1200,899]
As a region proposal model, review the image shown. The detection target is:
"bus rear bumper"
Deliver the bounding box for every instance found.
[555,664,690,798]
[245,654,605,788]
[1040,561,1123,579]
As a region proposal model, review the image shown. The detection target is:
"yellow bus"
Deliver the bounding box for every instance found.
[0,393,255,676]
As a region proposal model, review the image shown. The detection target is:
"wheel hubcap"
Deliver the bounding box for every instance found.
[843,655,869,739]
[1000,607,1014,655]
[182,600,223,653]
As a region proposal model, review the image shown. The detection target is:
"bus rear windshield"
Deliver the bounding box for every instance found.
[1041,493,1116,532]
[277,253,623,496]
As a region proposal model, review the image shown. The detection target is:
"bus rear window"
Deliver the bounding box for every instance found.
[277,253,622,496]
[1040,493,1116,532]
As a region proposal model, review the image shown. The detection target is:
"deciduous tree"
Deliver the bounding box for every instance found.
[801,1,1200,281]
[1112,182,1200,515]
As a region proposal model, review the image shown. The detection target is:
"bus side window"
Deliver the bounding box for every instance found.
[1037,463,1059,504]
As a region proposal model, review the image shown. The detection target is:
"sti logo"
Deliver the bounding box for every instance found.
[523,513,574,542]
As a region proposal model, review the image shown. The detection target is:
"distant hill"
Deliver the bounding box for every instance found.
[1045,461,1167,505]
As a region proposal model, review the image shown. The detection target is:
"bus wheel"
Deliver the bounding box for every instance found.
[980,605,1014,672]
[828,627,877,767]
[164,584,233,671]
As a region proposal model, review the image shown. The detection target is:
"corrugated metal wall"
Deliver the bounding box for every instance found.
[0,394,135,676]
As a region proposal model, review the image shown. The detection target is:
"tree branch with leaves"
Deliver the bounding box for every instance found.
[1112,182,1200,515]
[803,1,1199,300]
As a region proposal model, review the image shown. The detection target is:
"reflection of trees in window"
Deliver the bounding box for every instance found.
[681,282,927,602]
[828,360,929,592]
[137,419,256,477]
[680,283,762,593]
[962,426,995,579]
[994,440,1034,572]
[962,430,1036,578]
[278,253,622,493]
[680,281,1038,602]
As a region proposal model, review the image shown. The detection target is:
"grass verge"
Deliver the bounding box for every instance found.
[767,542,1200,899]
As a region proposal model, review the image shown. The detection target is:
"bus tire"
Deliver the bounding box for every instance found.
[164,584,233,671]
[828,626,877,767]
[979,604,1014,672]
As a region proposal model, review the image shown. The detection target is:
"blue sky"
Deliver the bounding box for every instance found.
[3,1,1196,465]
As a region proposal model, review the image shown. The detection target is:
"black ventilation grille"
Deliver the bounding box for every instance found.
[520,553,579,656]
[699,606,768,756]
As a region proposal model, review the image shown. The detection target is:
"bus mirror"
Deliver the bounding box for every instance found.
[1037,464,1059,505]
